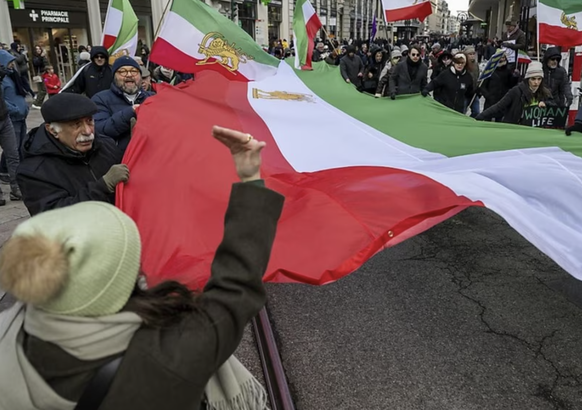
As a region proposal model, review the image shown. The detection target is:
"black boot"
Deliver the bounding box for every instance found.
[566,122,582,136]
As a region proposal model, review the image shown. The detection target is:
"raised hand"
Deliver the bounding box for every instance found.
[212,126,266,182]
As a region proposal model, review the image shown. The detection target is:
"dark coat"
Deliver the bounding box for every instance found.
[340,54,364,86]
[425,67,474,113]
[0,66,9,120]
[92,83,154,152]
[479,64,518,109]
[476,81,554,124]
[23,182,285,410]
[389,58,428,96]
[65,46,113,98]
[542,47,573,107]
[502,28,526,52]
[17,126,122,216]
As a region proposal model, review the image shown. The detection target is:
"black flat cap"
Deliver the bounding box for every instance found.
[41,93,99,123]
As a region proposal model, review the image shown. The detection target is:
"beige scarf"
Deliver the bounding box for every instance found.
[0,302,268,410]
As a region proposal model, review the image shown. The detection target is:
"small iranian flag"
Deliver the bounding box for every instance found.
[149,0,279,82]
[518,50,532,63]
[539,0,582,48]
[382,0,432,22]
[102,0,139,58]
[293,0,322,70]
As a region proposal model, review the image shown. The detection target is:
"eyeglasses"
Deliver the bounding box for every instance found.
[117,68,140,76]
[410,53,420,57]
[94,55,106,60]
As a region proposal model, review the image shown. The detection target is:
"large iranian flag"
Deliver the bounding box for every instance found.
[382,0,432,22]
[102,0,139,58]
[149,0,279,81]
[539,0,582,47]
[293,0,322,70]
[119,62,582,288]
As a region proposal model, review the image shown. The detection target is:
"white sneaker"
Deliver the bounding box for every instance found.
[32,104,41,109]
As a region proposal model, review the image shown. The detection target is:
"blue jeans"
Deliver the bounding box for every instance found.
[0,118,25,174]
[469,96,481,118]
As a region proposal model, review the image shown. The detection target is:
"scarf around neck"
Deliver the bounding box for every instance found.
[0,302,268,410]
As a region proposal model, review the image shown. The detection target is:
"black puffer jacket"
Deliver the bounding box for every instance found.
[476,81,554,124]
[479,64,518,109]
[17,125,122,216]
[425,66,474,113]
[64,46,113,98]
[542,47,573,107]
[389,57,428,96]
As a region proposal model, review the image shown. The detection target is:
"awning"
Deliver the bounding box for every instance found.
[468,0,498,20]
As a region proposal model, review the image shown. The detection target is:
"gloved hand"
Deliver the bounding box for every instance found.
[102,164,130,192]
[390,93,396,100]
[421,90,429,97]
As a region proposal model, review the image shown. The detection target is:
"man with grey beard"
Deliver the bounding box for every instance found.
[92,56,154,152]
[16,93,125,216]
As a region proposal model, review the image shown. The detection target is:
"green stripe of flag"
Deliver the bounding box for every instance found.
[540,0,582,15]
[293,0,309,64]
[294,61,582,158]
[109,0,138,52]
[171,0,279,67]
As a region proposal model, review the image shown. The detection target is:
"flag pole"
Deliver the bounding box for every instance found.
[322,26,340,55]
[153,0,174,41]
[536,0,541,61]
[148,0,174,69]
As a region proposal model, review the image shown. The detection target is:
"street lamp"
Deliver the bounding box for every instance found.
[457,11,468,36]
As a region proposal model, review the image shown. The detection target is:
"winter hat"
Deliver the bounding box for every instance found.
[464,46,476,54]
[391,49,402,59]
[112,55,140,74]
[393,45,401,52]
[0,202,141,317]
[525,61,544,79]
[400,45,409,52]
[79,51,90,61]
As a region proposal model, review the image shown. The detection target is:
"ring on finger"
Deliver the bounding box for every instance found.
[243,134,253,144]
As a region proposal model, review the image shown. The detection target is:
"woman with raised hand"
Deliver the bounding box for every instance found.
[0,126,284,410]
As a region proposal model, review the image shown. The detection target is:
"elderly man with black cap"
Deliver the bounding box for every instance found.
[17,93,127,216]
[92,56,154,152]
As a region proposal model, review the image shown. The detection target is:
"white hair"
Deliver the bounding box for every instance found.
[48,122,63,134]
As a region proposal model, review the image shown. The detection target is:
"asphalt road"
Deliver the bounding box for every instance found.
[236,207,582,410]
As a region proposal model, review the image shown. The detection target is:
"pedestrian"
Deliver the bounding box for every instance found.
[476,61,554,124]
[0,54,23,204]
[389,45,428,99]
[42,65,61,97]
[8,42,34,98]
[423,53,474,113]
[340,45,364,87]
[0,126,283,410]
[17,93,124,216]
[92,56,154,152]
[479,52,518,122]
[542,47,573,108]
[375,49,402,97]
[62,46,113,98]
[31,45,48,109]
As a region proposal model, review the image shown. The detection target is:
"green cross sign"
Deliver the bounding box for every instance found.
[10,0,25,10]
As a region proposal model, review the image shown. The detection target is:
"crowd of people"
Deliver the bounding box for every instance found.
[300,19,577,130]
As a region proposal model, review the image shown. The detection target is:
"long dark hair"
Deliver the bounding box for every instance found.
[522,79,552,104]
[123,280,200,328]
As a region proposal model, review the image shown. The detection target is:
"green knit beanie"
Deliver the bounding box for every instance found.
[0,202,141,316]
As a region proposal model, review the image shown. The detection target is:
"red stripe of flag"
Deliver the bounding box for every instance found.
[302,14,322,70]
[119,70,479,289]
[385,1,432,22]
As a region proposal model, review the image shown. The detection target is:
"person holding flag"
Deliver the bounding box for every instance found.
[479,52,518,122]
[61,0,138,97]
